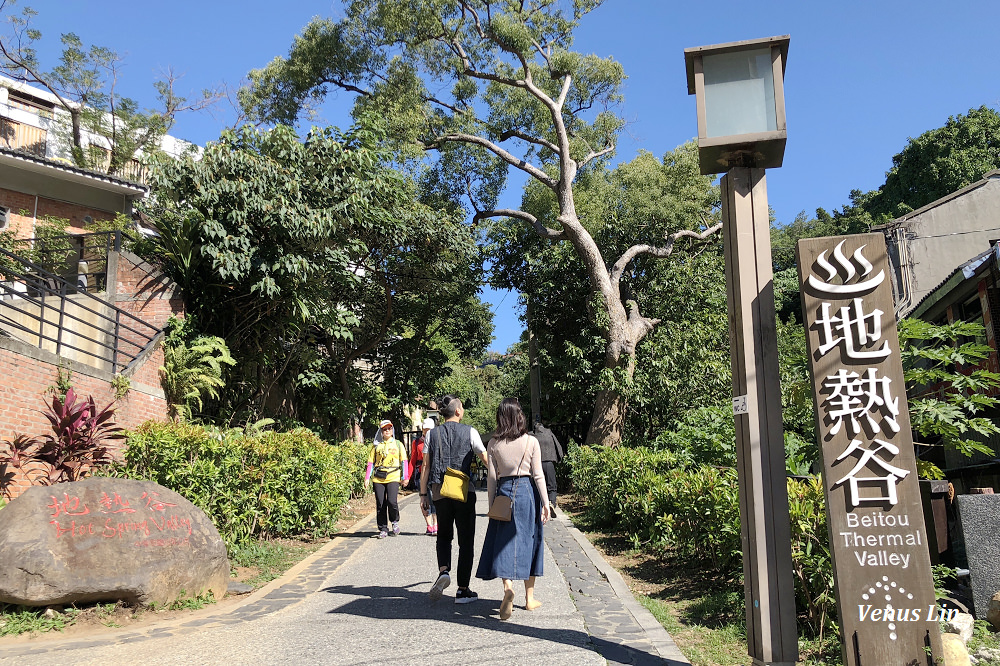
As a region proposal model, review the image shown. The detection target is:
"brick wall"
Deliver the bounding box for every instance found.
[1,250,184,501]
[0,185,117,238]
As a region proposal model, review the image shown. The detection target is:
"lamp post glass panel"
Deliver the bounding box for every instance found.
[685,36,797,666]
[685,36,788,175]
[703,49,777,138]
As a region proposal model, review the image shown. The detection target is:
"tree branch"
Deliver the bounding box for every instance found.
[578,143,614,169]
[431,131,557,189]
[497,127,560,156]
[343,266,393,367]
[473,208,566,240]
[610,222,723,288]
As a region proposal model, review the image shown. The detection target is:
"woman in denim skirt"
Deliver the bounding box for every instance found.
[476,397,551,620]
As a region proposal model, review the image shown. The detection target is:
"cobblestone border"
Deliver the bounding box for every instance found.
[546,516,691,665]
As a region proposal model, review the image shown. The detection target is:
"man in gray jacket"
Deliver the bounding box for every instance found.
[531,421,564,516]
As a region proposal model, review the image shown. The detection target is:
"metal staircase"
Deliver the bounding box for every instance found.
[0,234,161,374]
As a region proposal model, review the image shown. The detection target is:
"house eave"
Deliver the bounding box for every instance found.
[0,147,148,197]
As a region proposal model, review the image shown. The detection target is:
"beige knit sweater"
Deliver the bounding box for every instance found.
[486,434,548,510]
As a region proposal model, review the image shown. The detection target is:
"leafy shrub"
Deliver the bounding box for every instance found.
[654,405,735,466]
[788,477,835,638]
[565,444,681,528]
[109,422,369,548]
[159,316,235,421]
[569,445,836,637]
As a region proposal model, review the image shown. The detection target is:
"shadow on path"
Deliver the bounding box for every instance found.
[320,583,668,665]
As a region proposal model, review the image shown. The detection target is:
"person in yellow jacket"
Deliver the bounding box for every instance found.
[364,419,410,538]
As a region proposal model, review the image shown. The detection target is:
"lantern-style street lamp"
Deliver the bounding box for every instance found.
[685,36,798,666]
[685,36,789,175]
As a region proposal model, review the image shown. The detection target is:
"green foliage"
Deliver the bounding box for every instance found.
[110,374,131,401]
[241,1,723,446]
[228,539,325,589]
[967,618,1000,658]
[868,107,1000,219]
[46,363,73,398]
[900,318,1000,468]
[787,477,836,638]
[159,315,235,421]
[0,228,33,274]
[110,422,369,548]
[143,122,487,432]
[931,565,958,600]
[568,445,836,638]
[654,405,734,466]
[159,591,215,612]
[0,604,73,636]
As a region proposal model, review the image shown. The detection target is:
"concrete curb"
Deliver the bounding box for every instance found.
[561,517,691,665]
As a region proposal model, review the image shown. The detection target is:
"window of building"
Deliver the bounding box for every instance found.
[5,89,55,118]
[0,117,47,156]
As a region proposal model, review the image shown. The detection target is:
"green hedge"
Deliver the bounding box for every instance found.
[567,444,835,635]
[110,422,369,548]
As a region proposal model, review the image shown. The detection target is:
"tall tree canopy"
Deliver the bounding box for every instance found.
[142,122,489,432]
[488,143,726,441]
[866,106,1000,219]
[240,0,719,446]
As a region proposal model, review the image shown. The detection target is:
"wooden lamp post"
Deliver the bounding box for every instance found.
[685,35,798,666]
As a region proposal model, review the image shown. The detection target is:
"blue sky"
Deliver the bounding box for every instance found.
[19,1,999,352]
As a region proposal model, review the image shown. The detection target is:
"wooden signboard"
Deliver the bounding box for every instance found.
[796,234,944,665]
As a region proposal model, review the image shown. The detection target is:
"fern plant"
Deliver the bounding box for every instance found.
[159,316,236,421]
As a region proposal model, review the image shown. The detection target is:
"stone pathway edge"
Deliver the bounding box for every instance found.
[0,504,380,651]
[561,518,691,664]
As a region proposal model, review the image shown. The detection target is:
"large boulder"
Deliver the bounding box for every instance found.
[0,478,229,606]
[988,590,1000,631]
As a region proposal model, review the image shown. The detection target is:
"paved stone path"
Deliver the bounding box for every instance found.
[0,493,689,665]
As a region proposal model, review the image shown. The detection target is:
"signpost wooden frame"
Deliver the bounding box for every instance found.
[796,233,943,664]
[722,167,798,665]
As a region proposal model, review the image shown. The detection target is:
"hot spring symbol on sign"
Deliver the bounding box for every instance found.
[806,240,886,296]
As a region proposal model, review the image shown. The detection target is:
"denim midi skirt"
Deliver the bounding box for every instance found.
[476,476,544,581]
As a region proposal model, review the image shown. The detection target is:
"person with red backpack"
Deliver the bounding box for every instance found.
[411,418,438,535]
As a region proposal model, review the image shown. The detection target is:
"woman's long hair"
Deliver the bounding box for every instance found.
[494,397,527,441]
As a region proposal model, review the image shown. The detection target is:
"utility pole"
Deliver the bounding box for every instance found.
[527,296,541,424]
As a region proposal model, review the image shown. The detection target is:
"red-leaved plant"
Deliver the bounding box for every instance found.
[0,389,124,496]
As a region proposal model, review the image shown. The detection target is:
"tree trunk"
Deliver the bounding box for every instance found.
[585,386,627,447]
[584,341,638,447]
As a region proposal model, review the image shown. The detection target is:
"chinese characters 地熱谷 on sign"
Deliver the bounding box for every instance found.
[796,234,945,665]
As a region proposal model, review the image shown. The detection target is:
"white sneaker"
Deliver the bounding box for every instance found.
[428,571,451,602]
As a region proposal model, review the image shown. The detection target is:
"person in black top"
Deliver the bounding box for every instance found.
[420,395,487,604]
[531,421,564,517]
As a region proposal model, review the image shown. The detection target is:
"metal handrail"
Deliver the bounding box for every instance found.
[0,244,160,374]
[22,230,122,294]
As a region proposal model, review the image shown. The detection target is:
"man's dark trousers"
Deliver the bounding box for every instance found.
[434,491,477,587]
[542,461,558,507]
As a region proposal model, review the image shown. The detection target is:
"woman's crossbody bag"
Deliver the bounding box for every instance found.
[487,438,530,522]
